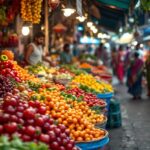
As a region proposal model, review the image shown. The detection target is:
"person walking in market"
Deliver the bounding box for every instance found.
[145,51,150,97]
[94,43,104,62]
[60,43,72,64]
[111,47,118,75]
[127,52,144,100]
[24,32,52,66]
[135,43,144,59]
[124,46,132,72]
[116,45,125,84]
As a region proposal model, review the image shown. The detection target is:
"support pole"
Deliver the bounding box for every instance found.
[45,0,49,53]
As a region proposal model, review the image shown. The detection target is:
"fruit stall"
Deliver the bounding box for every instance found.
[0,51,114,150]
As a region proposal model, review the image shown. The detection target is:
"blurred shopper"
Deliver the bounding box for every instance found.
[25,32,51,65]
[124,46,131,71]
[135,43,144,59]
[127,52,144,100]
[116,46,125,84]
[60,43,72,64]
[95,43,104,61]
[103,46,110,67]
[72,41,79,57]
[111,47,117,75]
[145,51,150,97]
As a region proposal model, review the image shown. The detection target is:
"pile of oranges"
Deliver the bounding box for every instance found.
[29,88,106,142]
[66,100,105,124]
[12,61,40,82]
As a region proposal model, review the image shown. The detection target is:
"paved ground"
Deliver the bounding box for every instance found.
[107,80,150,150]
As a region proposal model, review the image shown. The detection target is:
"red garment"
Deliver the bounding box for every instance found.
[116,51,124,82]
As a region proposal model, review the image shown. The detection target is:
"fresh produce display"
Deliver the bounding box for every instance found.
[26,64,58,80]
[21,0,43,24]
[26,64,48,75]
[0,50,14,60]
[0,0,20,26]
[72,74,113,93]
[0,135,48,150]
[62,65,86,75]
[30,88,106,142]
[66,87,106,107]
[0,60,21,82]
[55,73,72,80]
[0,58,112,149]
[0,60,39,83]
[58,68,75,77]
[0,92,78,150]
[79,63,93,69]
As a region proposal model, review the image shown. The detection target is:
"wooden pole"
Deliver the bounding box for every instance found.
[45,0,49,53]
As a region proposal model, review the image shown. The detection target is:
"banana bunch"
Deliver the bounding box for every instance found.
[21,0,43,24]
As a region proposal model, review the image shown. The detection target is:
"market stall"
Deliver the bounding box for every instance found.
[0,0,144,149]
[0,51,114,149]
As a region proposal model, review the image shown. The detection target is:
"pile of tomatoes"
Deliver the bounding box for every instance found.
[66,88,106,107]
[0,60,21,82]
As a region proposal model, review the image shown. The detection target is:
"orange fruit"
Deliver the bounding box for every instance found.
[76,137,83,142]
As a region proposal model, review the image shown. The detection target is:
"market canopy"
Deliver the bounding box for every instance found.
[91,0,138,31]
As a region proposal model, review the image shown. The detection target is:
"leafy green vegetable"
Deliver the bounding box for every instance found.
[0,136,48,150]
[91,106,102,114]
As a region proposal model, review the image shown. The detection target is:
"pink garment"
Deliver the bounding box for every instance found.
[116,51,124,82]
[131,58,143,76]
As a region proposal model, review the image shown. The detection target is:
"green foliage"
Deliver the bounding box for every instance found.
[140,0,150,11]
[27,81,41,92]
[79,84,98,95]
[0,136,48,150]
[61,65,86,75]
[91,106,102,114]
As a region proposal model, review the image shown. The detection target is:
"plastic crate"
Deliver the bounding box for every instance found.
[106,99,122,128]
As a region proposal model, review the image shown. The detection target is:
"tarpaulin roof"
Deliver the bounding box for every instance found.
[92,0,138,31]
[96,0,131,10]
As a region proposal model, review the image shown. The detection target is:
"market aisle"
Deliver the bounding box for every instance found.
[108,79,150,150]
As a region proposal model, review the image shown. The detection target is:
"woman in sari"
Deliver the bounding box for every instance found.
[127,52,144,100]
[145,51,150,97]
[116,46,124,84]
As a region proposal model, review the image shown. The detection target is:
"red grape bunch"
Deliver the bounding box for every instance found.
[0,75,14,98]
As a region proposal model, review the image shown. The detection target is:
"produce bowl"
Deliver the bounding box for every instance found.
[97,92,113,99]
[98,100,107,108]
[95,117,107,129]
[97,92,114,112]
[75,129,109,150]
